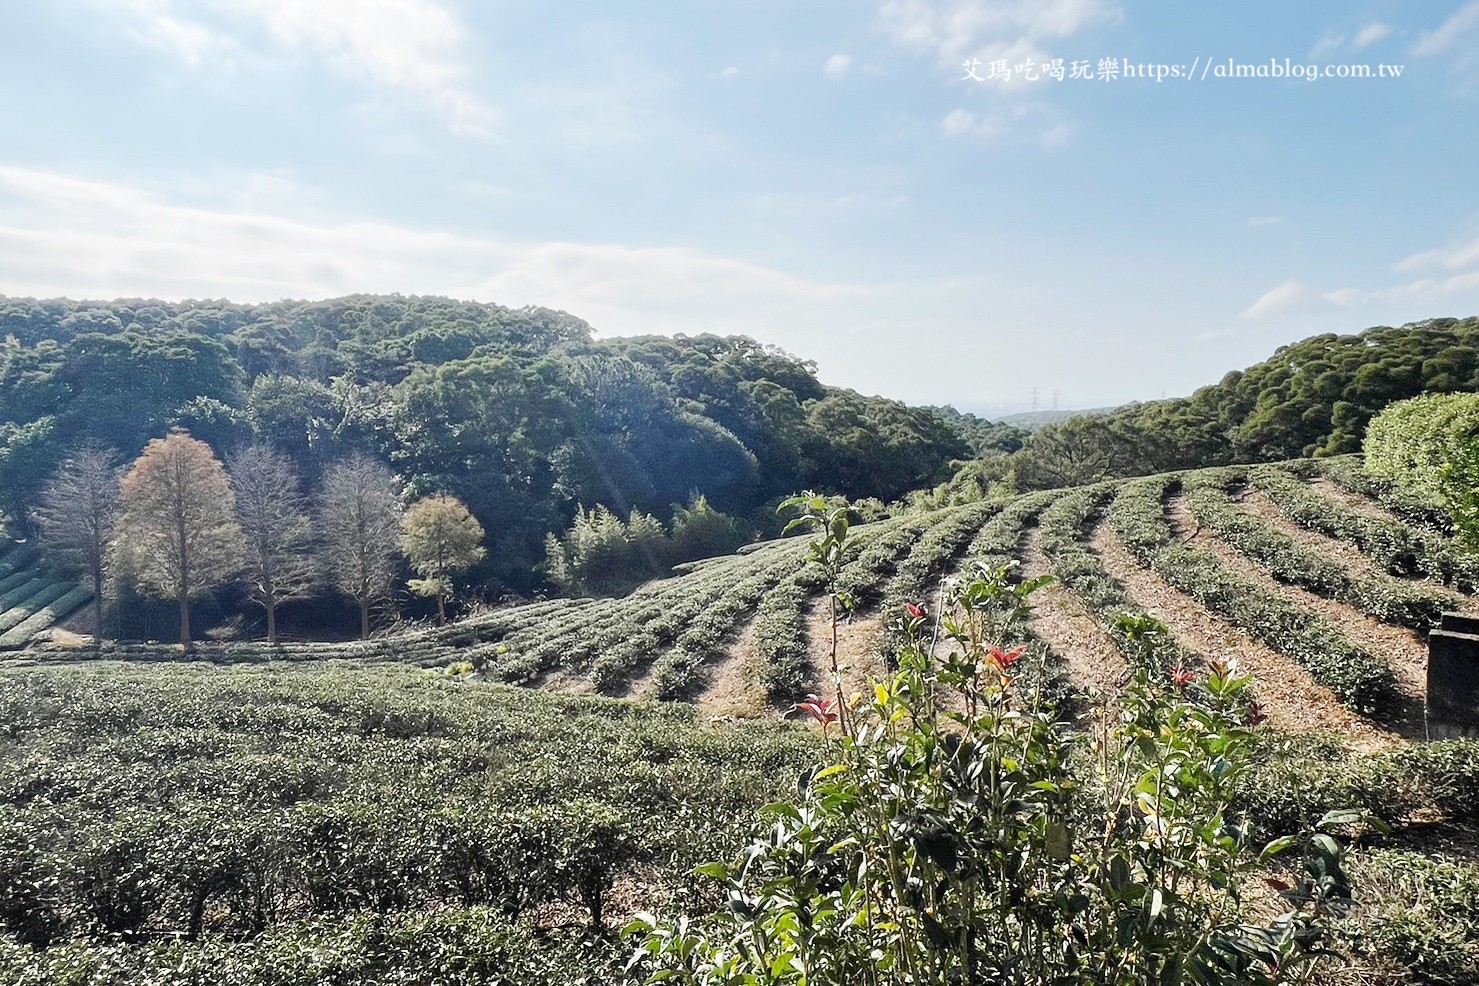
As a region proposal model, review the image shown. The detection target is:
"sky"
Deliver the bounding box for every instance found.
[1,1,1477,413]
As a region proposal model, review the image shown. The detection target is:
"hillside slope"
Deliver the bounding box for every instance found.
[5,457,1479,985]
[10,455,1472,739]
[0,540,89,650]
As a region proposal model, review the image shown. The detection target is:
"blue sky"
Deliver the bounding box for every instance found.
[1,1,1477,412]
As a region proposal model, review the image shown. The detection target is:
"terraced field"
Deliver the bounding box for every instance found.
[0,540,90,651]
[8,454,1475,744]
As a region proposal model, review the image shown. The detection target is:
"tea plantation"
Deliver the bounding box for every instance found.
[4,455,1479,984]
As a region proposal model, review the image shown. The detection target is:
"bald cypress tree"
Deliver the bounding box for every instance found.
[33,446,122,649]
[115,431,244,650]
[321,454,404,639]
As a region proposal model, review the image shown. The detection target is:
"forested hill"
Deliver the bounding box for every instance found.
[1008,316,1479,489]
[0,295,1002,587]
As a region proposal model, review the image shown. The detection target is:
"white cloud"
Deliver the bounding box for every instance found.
[1243,280,1325,318]
[476,244,872,337]
[0,165,499,300]
[1309,33,1345,58]
[1415,2,1479,56]
[824,54,855,79]
[1353,22,1392,49]
[875,0,1119,71]
[0,164,892,349]
[1245,230,1479,318]
[102,0,496,136]
[941,108,1007,139]
[1039,123,1071,148]
[1247,216,1283,227]
[1396,232,1479,273]
[720,65,739,78]
[136,13,226,65]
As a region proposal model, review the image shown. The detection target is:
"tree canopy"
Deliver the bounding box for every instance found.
[0,296,982,586]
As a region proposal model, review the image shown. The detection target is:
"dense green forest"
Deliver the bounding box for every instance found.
[1002,316,1479,490]
[0,295,984,595]
[5,297,1478,611]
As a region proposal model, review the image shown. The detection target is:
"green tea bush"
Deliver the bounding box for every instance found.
[755,575,814,702]
[1341,849,1479,985]
[1365,393,1479,509]
[0,663,817,971]
[1108,478,1399,715]
[0,908,616,985]
[1319,455,1452,531]
[652,550,806,699]
[1180,475,1448,632]
[1234,739,1479,836]
[879,501,998,614]
[1253,466,1479,591]
[1037,483,1195,674]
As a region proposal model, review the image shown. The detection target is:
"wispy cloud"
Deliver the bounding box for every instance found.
[875,0,1120,74]
[1352,22,1392,49]
[1396,232,1479,274]
[824,54,855,79]
[103,0,496,136]
[1039,124,1072,149]
[1414,2,1479,56]
[0,164,892,347]
[1243,280,1322,318]
[940,108,1007,139]
[1245,230,1479,317]
[1247,216,1283,227]
[1310,21,1392,58]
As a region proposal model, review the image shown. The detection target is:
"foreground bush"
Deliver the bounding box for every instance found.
[631,584,1358,986]
[0,664,814,965]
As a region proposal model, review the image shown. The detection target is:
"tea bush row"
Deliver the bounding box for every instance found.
[584,548,806,693]
[1037,483,1194,675]
[1253,466,1479,592]
[651,548,812,700]
[1236,736,1479,835]
[1108,477,1398,714]
[956,491,1074,709]
[1317,454,1454,531]
[0,571,38,598]
[879,500,999,614]
[489,551,765,687]
[831,513,940,608]
[0,908,616,986]
[754,573,814,702]
[0,583,73,636]
[749,520,903,701]
[0,586,92,649]
[1180,472,1449,632]
[1340,848,1479,986]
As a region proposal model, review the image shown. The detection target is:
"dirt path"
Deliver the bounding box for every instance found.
[694,614,771,720]
[1309,476,1414,527]
[1019,528,1130,695]
[1169,494,1429,709]
[804,598,888,703]
[1089,518,1402,749]
[621,654,665,702]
